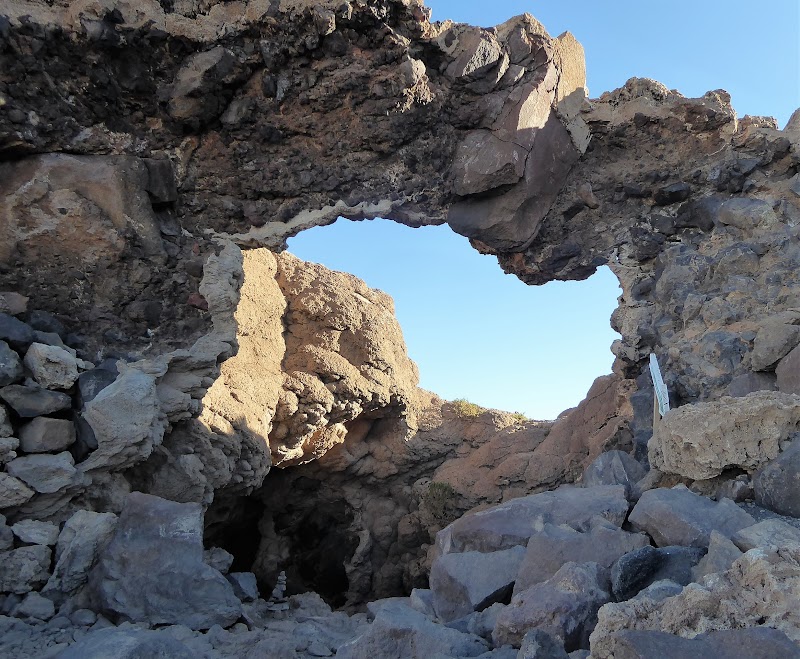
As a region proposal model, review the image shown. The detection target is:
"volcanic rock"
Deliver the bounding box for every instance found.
[610,545,706,601]
[0,545,51,594]
[18,417,76,453]
[0,341,22,386]
[23,343,81,390]
[0,385,72,418]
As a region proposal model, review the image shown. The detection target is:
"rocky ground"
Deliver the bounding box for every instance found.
[1,0,800,657]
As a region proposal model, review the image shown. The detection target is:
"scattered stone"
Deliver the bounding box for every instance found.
[70,608,98,626]
[777,344,800,395]
[648,392,800,480]
[437,486,629,555]
[0,472,35,508]
[57,627,195,659]
[514,524,649,594]
[751,322,800,371]
[691,531,743,582]
[23,343,81,390]
[0,314,34,351]
[0,545,52,593]
[518,628,569,659]
[629,486,755,548]
[0,293,28,317]
[581,450,646,497]
[18,417,76,453]
[226,572,259,602]
[599,628,800,659]
[337,599,488,659]
[610,545,705,601]
[88,492,241,630]
[203,547,234,574]
[631,580,683,602]
[12,592,55,621]
[731,518,800,551]
[6,452,78,494]
[0,404,12,437]
[493,562,610,651]
[0,384,72,418]
[11,519,59,546]
[753,438,800,517]
[430,546,525,622]
[0,437,17,465]
[0,341,23,386]
[653,182,691,205]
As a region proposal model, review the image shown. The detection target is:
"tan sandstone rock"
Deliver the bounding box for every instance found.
[649,391,800,480]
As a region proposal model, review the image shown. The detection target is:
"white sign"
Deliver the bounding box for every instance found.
[649,353,670,418]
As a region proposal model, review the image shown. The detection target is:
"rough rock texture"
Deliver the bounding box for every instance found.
[88,492,241,630]
[754,437,800,517]
[589,546,800,657]
[649,392,800,480]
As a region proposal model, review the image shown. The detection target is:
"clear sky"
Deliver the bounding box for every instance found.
[287,1,799,420]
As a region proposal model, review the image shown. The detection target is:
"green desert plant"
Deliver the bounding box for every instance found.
[452,398,483,418]
[511,412,528,423]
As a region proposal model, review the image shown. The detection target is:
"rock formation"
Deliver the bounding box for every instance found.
[0,0,800,656]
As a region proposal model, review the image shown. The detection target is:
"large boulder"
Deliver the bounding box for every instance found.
[610,545,706,601]
[514,523,650,594]
[753,438,800,517]
[0,545,51,594]
[493,562,610,651]
[430,546,525,622]
[589,545,800,656]
[436,485,629,556]
[336,599,488,658]
[628,486,755,548]
[88,492,241,629]
[648,392,800,480]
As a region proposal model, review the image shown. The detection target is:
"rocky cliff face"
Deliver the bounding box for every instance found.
[1,1,800,656]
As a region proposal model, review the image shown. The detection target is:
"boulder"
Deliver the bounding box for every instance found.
[88,492,241,630]
[81,369,166,471]
[336,599,488,658]
[203,547,234,574]
[600,628,800,659]
[0,314,34,351]
[493,562,610,651]
[751,323,800,371]
[0,473,35,508]
[518,629,569,659]
[581,451,646,497]
[0,384,72,418]
[727,372,777,397]
[76,362,118,407]
[57,627,195,659]
[22,342,80,390]
[776,344,800,395]
[436,485,629,555]
[691,531,743,582]
[589,545,800,655]
[0,545,51,593]
[409,588,436,618]
[44,510,117,598]
[648,392,800,480]
[18,417,76,453]
[430,546,525,622]
[631,580,684,603]
[6,452,78,494]
[10,519,59,545]
[628,486,756,548]
[226,572,259,602]
[514,523,649,594]
[452,131,527,196]
[754,437,800,517]
[12,592,55,621]
[0,341,22,386]
[731,519,800,551]
[610,545,705,601]
[0,404,11,437]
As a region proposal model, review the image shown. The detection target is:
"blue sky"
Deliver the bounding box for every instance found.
[288,2,799,420]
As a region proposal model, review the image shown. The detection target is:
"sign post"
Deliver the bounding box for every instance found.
[649,353,670,432]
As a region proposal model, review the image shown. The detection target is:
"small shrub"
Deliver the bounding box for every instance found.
[423,481,458,522]
[511,412,528,423]
[452,398,483,418]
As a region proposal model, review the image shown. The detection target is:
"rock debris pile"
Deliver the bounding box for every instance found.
[1,0,800,656]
